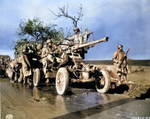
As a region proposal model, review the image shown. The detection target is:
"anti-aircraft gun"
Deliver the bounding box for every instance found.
[55,37,135,96]
[7,36,110,92]
[56,37,135,96]
[55,37,110,95]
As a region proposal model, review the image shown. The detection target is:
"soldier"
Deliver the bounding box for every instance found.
[113,44,129,84]
[21,43,35,85]
[66,27,83,45]
[66,28,86,58]
[36,43,43,55]
[41,39,58,83]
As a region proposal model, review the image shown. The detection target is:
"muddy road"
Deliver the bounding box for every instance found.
[1,78,150,119]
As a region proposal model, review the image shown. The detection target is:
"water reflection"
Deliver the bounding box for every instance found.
[8,81,134,119]
[10,82,115,107]
[32,87,40,99]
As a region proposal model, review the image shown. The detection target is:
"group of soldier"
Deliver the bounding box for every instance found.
[5,27,130,85]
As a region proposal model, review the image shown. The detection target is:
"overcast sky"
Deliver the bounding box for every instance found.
[0,0,150,60]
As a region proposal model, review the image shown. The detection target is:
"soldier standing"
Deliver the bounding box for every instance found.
[66,27,83,45]
[113,44,129,84]
[21,42,35,85]
[66,28,86,58]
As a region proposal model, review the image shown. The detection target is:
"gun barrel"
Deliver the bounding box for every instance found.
[72,37,109,51]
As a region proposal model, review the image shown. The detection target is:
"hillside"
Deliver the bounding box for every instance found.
[84,59,150,66]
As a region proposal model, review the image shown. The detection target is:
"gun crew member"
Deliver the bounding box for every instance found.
[41,39,62,83]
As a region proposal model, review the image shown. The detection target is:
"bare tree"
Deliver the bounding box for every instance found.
[48,4,83,27]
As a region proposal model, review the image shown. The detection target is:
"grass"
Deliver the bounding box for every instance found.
[87,63,150,85]
[127,66,150,85]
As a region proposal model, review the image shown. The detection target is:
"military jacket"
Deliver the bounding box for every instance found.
[67,32,83,45]
[41,45,61,58]
[113,50,125,63]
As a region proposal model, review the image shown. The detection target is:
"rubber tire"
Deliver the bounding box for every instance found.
[33,68,40,87]
[95,69,110,93]
[56,67,69,95]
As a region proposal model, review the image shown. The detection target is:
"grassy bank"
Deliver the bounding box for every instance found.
[85,59,150,66]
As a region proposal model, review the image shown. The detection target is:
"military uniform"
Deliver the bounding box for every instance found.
[20,43,35,84]
[67,28,87,59]
[67,32,83,45]
[21,54,32,77]
[36,43,43,55]
[41,39,62,79]
[113,45,128,83]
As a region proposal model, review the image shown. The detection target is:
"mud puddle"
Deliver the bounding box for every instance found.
[1,78,150,119]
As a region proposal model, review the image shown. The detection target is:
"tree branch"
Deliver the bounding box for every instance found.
[48,4,83,27]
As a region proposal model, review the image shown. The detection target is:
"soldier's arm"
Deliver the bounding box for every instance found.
[54,47,59,54]
[113,51,118,63]
[66,35,74,41]
[41,48,47,58]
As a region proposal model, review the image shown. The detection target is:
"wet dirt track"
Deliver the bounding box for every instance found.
[1,78,150,119]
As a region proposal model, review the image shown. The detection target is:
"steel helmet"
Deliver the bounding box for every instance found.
[74,27,80,32]
[46,39,53,44]
[117,44,123,49]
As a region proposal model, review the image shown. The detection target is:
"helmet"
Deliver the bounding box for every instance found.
[117,44,123,49]
[74,27,80,32]
[46,39,53,44]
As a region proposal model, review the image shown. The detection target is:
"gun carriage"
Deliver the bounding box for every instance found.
[55,37,110,95]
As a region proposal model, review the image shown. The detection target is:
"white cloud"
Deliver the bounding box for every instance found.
[0,0,150,60]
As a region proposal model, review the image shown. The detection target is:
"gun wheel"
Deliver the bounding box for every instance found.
[33,68,40,87]
[95,69,110,93]
[56,67,69,95]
